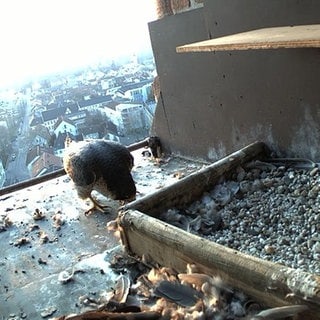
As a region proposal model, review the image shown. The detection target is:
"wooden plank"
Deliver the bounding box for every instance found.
[118,209,320,319]
[122,141,268,216]
[176,24,320,52]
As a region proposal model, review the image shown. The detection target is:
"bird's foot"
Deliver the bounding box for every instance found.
[84,197,111,216]
[84,204,111,216]
[84,207,95,216]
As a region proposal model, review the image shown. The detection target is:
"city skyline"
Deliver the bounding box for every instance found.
[0,0,157,88]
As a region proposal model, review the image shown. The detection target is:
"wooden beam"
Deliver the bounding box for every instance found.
[176,24,320,52]
[122,141,269,216]
[119,210,320,319]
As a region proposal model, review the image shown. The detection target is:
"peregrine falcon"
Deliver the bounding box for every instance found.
[63,139,136,215]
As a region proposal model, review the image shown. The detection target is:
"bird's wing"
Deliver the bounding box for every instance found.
[95,143,136,200]
[64,151,96,186]
[102,168,136,200]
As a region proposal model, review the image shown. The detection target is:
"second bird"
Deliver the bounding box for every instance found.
[63,139,136,215]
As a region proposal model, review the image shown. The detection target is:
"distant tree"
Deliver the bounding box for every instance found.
[78,111,108,138]
[27,125,50,145]
[5,115,16,138]
[49,133,56,147]
[0,125,10,165]
[85,110,107,127]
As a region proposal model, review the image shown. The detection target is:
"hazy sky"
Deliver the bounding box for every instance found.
[0,0,157,88]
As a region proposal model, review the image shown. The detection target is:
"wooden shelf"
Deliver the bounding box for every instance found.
[176,24,320,52]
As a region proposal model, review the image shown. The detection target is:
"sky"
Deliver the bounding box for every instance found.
[0,0,157,88]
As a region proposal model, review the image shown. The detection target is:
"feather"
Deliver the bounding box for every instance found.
[153,280,203,307]
[251,304,309,319]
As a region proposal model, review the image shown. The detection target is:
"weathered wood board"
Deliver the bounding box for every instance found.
[119,210,320,319]
[176,24,320,52]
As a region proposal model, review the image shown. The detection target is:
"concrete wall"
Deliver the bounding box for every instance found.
[149,0,320,161]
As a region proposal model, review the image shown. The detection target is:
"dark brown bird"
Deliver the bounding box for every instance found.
[63,139,136,215]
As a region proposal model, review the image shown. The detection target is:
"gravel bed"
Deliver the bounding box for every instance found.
[160,160,320,275]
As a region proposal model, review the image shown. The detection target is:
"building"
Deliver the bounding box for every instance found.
[53,132,82,157]
[26,146,55,176]
[116,103,147,135]
[53,117,78,137]
[41,106,67,133]
[78,123,106,140]
[31,152,63,177]
[30,125,51,147]
[66,110,88,126]
[77,95,113,112]
[117,80,153,103]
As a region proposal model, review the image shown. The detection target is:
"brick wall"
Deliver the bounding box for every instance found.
[155,0,203,19]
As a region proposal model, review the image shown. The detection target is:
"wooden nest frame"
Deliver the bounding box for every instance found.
[119,141,320,319]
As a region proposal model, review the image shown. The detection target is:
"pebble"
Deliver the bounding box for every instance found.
[313,242,320,254]
[310,167,319,176]
[161,161,320,275]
